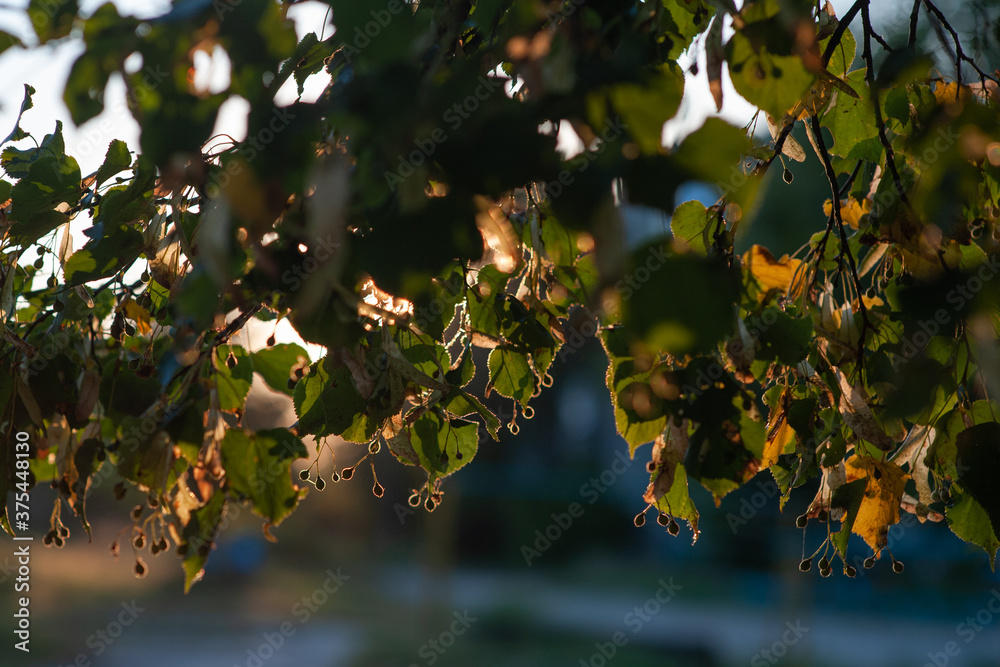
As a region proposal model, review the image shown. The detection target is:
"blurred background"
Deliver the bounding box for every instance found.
[4,335,1000,667]
[3,1,1000,666]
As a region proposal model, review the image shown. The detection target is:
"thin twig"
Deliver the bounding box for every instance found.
[861,3,916,221]
[810,115,870,377]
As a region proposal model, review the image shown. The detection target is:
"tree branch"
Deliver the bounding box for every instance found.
[908,0,921,48]
[921,0,999,85]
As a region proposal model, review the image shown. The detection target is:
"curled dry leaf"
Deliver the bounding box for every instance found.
[893,424,941,522]
[807,460,847,520]
[832,368,894,450]
[705,14,724,112]
[765,113,806,162]
[643,418,689,505]
[382,413,419,466]
[339,347,375,399]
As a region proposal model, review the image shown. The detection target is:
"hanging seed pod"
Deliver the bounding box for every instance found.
[315,477,326,491]
[369,441,381,455]
[633,512,646,527]
[667,519,680,536]
[799,558,812,572]
[134,559,147,578]
[372,482,384,498]
[341,467,354,480]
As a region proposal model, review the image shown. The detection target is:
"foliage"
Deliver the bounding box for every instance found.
[1,0,1000,589]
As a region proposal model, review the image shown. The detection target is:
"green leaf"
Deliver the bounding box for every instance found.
[820,28,856,78]
[829,478,867,558]
[754,309,813,366]
[651,461,700,540]
[928,401,999,480]
[116,415,186,492]
[671,200,713,255]
[684,426,758,504]
[601,328,668,456]
[488,347,534,407]
[95,139,131,187]
[0,30,22,58]
[181,492,226,593]
[410,411,478,482]
[620,249,738,355]
[63,226,144,286]
[213,346,254,412]
[603,63,685,154]
[947,488,999,570]
[62,4,138,126]
[292,358,334,437]
[7,148,81,244]
[443,389,500,441]
[251,343,308,397]
[221,428,307,526]
[28,0,79,43]
[954,422,1000,540]
[660,0,715,59]
[820,69,883,161]
[2,84,34,145]
[445,341,475,388]
[726,25,814,117]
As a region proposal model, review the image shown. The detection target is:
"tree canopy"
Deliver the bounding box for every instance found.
[2,0,1000,590]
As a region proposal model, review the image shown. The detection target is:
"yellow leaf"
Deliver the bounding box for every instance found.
[762,389,796,469]
[123,298,152,335]
[933,81,971,106]
[743,245,804,302]
[845,455,909,552]
[900,240,963,280]
[822,197,871,229]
